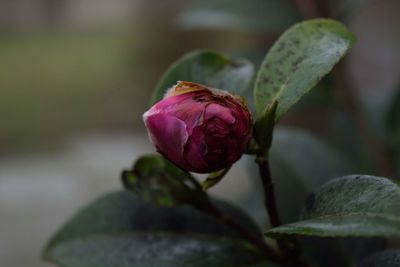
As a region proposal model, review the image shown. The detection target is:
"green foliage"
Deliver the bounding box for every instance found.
[150,50,254,105]
[359,249,400,267]
[299,237,385,267]
[253,101,278,154]
[266,175,400,237]
[122,154,206,207]
[41,12,400,266]
[254,19,355,118]
[44,191,266,267]
[176,0,300,32]
[203,167,230,190]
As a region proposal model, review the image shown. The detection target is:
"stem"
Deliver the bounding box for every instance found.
[256,156,281,227]
[198,200,281,264]
[253,101,309,266]
[256,155,309,267]
[186,172,282,263]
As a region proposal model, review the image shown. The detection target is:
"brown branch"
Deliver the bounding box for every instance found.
[198,201,281,264]
[256,156,281,227]
[256,155,309,267]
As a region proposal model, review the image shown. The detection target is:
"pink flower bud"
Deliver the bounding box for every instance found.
[143,81,252,173]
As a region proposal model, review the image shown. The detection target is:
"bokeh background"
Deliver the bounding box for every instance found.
[1,0,400,266]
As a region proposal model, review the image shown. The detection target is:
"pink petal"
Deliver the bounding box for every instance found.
[150,94,205,135]
[144,112,188,167]
[183,126,209,173]
[204,103,235,124]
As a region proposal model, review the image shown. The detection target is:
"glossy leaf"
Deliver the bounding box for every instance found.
[266,175,400,237]
[150,50,254,105]
[254,19,355,118]
[300,237,385,267]
[44,191,266,267]
[253,101,277,154]
[176,0,300,32]
[122,154,205,207]
[249,262,279,267]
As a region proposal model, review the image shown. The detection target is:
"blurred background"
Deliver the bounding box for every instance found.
[1,0,400,266]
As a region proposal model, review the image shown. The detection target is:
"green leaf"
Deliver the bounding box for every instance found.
[253,101,278,154]
[176,0,300,32]
[122,154,205,207]
[248,262,279,267]
[150,50,254,105]
[359,249,400,267]
[266,175,400,237]
[254,19,355,118]
[44,191,266,267]
[299,236,385,267]
[203,167,231,190]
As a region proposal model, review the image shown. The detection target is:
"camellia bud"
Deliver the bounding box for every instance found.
[143,81,252,173]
